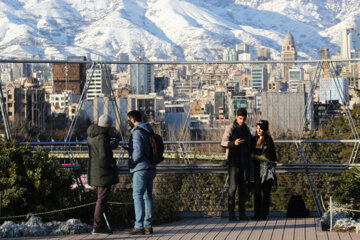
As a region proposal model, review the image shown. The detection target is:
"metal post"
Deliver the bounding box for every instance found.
[330,196,333,232]
[0,80,12,141]
[214,175,229,217]
[295,142,324,215]
[103,212,111,232]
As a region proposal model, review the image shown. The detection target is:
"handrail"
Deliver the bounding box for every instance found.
[19,139,360,145]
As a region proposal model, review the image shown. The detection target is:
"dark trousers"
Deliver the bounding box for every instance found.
[228,166,247,215]
[254,179,273,218]
[93,185,112,229]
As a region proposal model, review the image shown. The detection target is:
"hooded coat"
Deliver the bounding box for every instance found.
[87,124,117,187]
[128,122,156,173]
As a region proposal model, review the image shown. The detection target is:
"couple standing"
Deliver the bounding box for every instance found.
[221,108,277,221]
[87,110,156,235]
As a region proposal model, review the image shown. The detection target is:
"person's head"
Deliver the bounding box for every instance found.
[127,110,142,128]
[235,108,247,126]
[256,120,269,137]
[98,114,113,130]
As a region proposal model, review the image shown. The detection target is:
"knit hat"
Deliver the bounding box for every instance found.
[98,114,113,128]
[257,120,269,132]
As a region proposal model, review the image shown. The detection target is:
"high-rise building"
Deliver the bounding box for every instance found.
[281,31,297,81]
[86,65,112,101]
[223,48,237,61]
[261,91,313,133]
[251,65,267,90]
[215,91,227,119]
[233,70,241,84]
[289,68,304,91]
[257,48,271,60]
[127,94,164,122]
[1,68,12,85]
[119,53,130,71]
[236,43,250,53]
[5,77,47,126]
[341,28,360,59]
[154,77,168,93]
[238,53,251,61]
[130,64,154,94]
[319,78,349,104]
[52,59,86,95]
[11,63,31,81]
[49,91,80,114]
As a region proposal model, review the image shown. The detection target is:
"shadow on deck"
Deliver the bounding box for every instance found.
[6,217,360,240]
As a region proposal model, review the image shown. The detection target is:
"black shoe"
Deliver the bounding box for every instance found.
[92,227,112,235]
[144,226,153,234]
[229,212,237,221]
[126,228,145,235]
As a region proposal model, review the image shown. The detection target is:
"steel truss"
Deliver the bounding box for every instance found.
[1,59,360,217]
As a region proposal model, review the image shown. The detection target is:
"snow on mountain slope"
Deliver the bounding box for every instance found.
[0,0,358,60]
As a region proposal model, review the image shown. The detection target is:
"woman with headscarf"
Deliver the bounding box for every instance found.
[251,120,277,220]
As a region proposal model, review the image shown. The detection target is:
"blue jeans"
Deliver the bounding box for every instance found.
[133,169,156,229]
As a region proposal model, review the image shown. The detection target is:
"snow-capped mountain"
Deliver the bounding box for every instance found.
[0,0,358,61]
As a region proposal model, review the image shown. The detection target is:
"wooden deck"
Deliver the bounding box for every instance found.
[6,217,360,240]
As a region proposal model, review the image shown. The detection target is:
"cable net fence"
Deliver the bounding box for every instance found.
[23,140,356,217]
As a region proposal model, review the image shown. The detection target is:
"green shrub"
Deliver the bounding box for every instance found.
[334,167,360,206]
[0,139,79,221]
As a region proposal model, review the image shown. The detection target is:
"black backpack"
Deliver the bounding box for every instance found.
[137,128,164,165]
[286,194,309,218]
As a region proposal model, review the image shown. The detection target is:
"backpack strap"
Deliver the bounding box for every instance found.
[135,127,154,136]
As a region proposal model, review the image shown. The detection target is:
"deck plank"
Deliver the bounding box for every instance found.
[7,217,359,240]
[248,218,268,240]
[213,220,238,240]
[305,217,317,240]
[224,219,250,239]
[337,232,353,240]
[271,217,286,240]
[236,218,258,240]
[294,218,306,240]
[200,217,228,240]
[191,217,226,240]
[259,217,277,240]
[163,217,208,240]
[175,217,216,240]
[349,232,360,240]
[283,218,295,240]
[328,231,341,240]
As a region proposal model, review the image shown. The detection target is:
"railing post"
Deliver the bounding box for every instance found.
[330,196,332,232]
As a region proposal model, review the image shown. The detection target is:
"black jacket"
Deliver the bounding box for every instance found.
[221,121,252,167]
[252,134,277,182]
[87,124,118,187]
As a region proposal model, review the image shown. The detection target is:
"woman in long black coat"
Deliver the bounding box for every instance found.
[251,120,277,220]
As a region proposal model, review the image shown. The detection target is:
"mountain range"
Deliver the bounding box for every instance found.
[0,0,359,61]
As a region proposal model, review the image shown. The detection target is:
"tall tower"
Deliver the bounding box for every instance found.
[281,31,297,81]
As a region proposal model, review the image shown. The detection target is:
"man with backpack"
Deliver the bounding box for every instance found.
[126,110,157,235]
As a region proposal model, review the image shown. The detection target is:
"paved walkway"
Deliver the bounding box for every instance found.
[5,217,360,240]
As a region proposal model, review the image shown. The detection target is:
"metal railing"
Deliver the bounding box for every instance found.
[19,139,359,217]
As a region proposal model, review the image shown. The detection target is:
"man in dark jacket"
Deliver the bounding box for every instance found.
[221,108,252,221]
[126,110,156,235]
[87,114,118,235]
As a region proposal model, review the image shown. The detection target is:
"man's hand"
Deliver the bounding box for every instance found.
[234,138,245,146]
